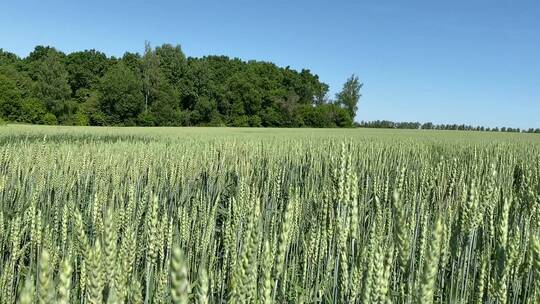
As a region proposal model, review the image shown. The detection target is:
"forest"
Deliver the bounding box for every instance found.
[357,120,540,133]
[0,43,362,128]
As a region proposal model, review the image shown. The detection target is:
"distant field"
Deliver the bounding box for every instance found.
[2,124,540,143]
[1,124,539,303]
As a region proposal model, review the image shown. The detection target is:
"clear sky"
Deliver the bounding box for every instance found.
[1,0,539,128]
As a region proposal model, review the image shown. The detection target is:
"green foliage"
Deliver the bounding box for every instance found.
[359,120,534,133]
[26,47,71,115]
[0,44,358,128]
[336,74,362,120]
[73,112,89,126]
[99,62,144,124]
[192,96,218,125]
[155,44,186,86]
[65,49,109,95]
[19,98,47,124]
[0,48,20,66]
[299,103,353,128]
[0,72,22,102]
[41,112,57,125]
[0,72,23,121]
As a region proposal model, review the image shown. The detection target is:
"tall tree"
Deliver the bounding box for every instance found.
[0,44,357,128]
[0,49,20,66]
[0,73,22,120]
[65,49,109,99]
[98,62,143,125]
[155,44,186,86]
[26,47,71,117]
[141,41,160,113]
[335,74,362,120]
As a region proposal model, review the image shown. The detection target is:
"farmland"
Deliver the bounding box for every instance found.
[0,125,539,303]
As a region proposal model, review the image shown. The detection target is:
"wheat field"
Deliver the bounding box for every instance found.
[0,125,539,303]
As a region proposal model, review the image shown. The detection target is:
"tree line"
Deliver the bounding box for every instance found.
[0,43,362,127]
[357,120,540,133]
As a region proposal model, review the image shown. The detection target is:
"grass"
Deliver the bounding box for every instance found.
[2,124,540,142]
[0,125,539,303]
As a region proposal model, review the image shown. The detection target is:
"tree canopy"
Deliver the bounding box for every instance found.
[0,44,360,127]
[335,74,362,120]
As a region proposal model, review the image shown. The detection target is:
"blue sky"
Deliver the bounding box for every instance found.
[1,0,539,128]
